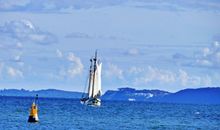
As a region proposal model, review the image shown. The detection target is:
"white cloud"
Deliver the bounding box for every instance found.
[172,41,220,69]
[128,66,144,74]
[0,63,24,78]
[16,42,23,48]
[21,19,35,29]
[66,32,92,39]
[213,41,220,48]
[7,67,23,78]
[178,69,212,86]
[66,52,83,78]
[17,62,24,67]
[196,59,212,67]
[0,0,30,10]
[0,20,57,45]
[202,75,212,86]
[0,0,219,13]
[0,0,127,12]
[134,66,176,84]
[133,66,212,87]
[0,62,4,77]
[202,47,210,57]
[51,51,83,79]
[104,63,124,79]
[178,69,188,86]
[12,52,24,67]
[65,32,128,41]
[14,53,22,62]
[14,55,21,62]
[56,49,63,58]
[127,48,139,56]
[194,41,220,68]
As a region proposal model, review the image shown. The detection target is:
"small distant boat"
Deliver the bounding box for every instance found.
[80,51,102,106]
[28,94,39,123]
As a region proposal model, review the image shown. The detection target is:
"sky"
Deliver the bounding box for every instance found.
[0,0,220,92]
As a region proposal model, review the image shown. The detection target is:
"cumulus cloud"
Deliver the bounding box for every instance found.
[0,0,30,10]
[10,52,24,67]
[0,36,21,50]
[0,0,126,12]
[130,0,220,12]
[134,66,176,84]
[178,69,212,86]
[172,53,187,60]
[16,42,23,48]
[65,32,128,41]
[0,63,24,78]
[0,62,4,77]
[178,69,188,86]
[66,52,83,78]
[171,41,220,69]
[126,48,139,56]
[104,63,124,79]
[12,51,23,62]
[131,66,212,87]
[51,51,83,79]
[194,41,220,68]
[0,19,57,45]
[195,59,212,67]
[128,66,144,74]
[14,55,21,62]
[56,49,63,58]
[7,66,23,78]
[0,0,219,13]
[65,32,92,39]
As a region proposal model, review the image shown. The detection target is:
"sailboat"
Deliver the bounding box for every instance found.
[80,51,102,106]
[28,94,39,123]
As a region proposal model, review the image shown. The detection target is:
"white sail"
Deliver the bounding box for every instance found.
[88,72,93,98]
[97,62,102,96]
[81,51,102,106]
[87,62,102,98]
[93,62,102,97]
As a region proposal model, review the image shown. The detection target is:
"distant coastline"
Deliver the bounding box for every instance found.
[1,87,220,104]
[0,89,82,99]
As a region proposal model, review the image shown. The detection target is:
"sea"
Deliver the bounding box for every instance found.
[0,96,220,130]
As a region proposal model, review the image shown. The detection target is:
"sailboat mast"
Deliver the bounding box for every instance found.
[87,58,93,98]
[91,51,97,98]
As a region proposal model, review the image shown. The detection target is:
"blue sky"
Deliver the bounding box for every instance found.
[0,0,220,92]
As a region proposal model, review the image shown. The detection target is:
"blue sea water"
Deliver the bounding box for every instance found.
[0,96,220,130]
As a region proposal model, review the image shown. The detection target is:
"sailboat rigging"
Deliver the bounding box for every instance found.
[80,51,102,106]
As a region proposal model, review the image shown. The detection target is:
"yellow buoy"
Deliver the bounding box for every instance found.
[28,94,39,123]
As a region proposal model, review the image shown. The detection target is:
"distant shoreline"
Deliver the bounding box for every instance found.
[1,87,220,104]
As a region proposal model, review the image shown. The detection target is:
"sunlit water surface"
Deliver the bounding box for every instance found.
[0,96,220,130]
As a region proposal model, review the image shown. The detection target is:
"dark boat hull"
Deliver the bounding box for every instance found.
[80,98,101,106]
